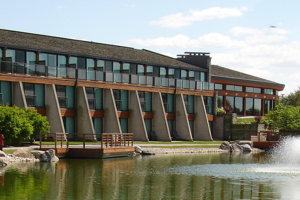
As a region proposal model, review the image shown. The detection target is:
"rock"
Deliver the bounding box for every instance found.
[39,149,59,162]
[237,140,253,148]
[141,149,155,155]
[240,144,252,152]
[231,143,243,152]
[0,151,7,157]
[13,149,34,158]
[31,150,46,159]
[220,141,231,150]
[0,158,7,166]
[135,146,143,154]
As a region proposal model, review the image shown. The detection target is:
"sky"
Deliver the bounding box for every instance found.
[0,0,299,95]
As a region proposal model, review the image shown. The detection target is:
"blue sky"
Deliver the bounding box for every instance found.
[1,0,299,94]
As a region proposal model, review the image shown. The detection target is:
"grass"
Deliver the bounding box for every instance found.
[235,117,256,124]
[3,149,16,154]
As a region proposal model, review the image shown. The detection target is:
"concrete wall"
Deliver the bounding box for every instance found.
[194,95,213,141]
[77,86,96,141]
[103,89,121,133]
[129,90,148,141]
[175,94,192,141]
[152,92,171,141]
[45,84,65,133]
[12,82,26,108]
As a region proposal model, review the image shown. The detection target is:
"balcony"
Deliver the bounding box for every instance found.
[0,61,215,91]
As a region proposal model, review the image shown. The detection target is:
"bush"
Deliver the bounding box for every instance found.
[0,105,50,146]
[217,108,226,116]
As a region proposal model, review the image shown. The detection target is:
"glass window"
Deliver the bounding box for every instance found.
[26,52,36,75]
[195,72,200,81]
[153,66,159,77]
[246,87,261,93]
[138,91,152,112]
[206,97,213,114]
[66,86,74,109]
[123,63,130,74]
[87,59,95,70]
[113,62,121,73]
[6,49,16,62]
[0,81,11,105]
[146,66,153,76]
[254,98,261,116]
[137,65,144,75]
[69,57,77,68]
[97,60,105,71]
[168,68,175,78]
[181,70,187,80]
[265,100,274,113]
[64,117,75,134]
[188,71,195,80]
[226,96,234,112]
[105,61,113,72]
[215,84,223,90]
[93,117,103,136]
[130,64,137,74]
[218,95,223,108]
[77,57,86,69]
[227,85,242,91]
[235,97,243,115]
[246,98,254,116]
[0,48,2,70]
[162,93,174,113]
[120,118,128,133]
[113,90,128,111]
[183,95,194,114]
[160,67,166,78]
[200,72,206,82]
[58,55,66,67]
[35,84,44,107]
[254,88,261,93]
[264,89,274,95]
[39,53,56,66]
[95,88,103,110]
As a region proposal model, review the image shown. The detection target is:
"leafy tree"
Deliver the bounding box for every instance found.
[0,105,50,145]
[263,103,300,131]
[23,108,50,143]
[280,86,300,106]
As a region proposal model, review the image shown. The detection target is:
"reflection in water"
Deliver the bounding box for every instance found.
[0,152,299,199]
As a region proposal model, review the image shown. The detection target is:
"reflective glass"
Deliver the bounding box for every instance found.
[113,62,121,73]
[26,52,36,75]
[78,69,87,79]
[87,59,95,70]
[254,98,261,116]
[160,67,166,78]
[97,60,105,71]
[130,74,138,84]
[123,63,130,74]
[105,61,112,72]
[96,71,104,81]
[121,74,129,83]
[168,68,175,78]
[189,71,195,80]
[69,57,77,68]
[105,72,113,82]
[138,65,144,75]
[146,66,153,76]
[58,55,66,67]
[246,98,254,116]
[235,97,243,115]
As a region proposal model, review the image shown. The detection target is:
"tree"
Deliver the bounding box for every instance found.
[0,105,50,146]
[280,86,300,106]
[263,103,300,131]
[23,108,50,143]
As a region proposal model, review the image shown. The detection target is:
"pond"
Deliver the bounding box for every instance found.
[2,150,300,200]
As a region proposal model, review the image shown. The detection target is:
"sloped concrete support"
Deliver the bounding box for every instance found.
[45,84,64,133]
[77,86,96,141]
[129,90,148,141]
[175,94,193,141]
[194,95,213,141]
[152,92,171,141]
[103,89,121,133]
[12,82,26,108]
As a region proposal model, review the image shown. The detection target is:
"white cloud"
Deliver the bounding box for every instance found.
[151,7,248,29]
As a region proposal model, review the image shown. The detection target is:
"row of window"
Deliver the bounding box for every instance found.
[215,83,276,95]
[0,48,207,81]
[218,95,275,116]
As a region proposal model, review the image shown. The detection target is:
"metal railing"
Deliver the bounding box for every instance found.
[0,61,215,91]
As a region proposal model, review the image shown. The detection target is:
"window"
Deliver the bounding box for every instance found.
[137,65,144,75]
[160,67,166,78]
[87,59,95,70]
[0,81,11,105]
[183,95,194,114]
[264,89,274,95]
[162,93,174,113]
[181,70,187,80]
[0,48,2,70]
[97,60,105,71]
[246,98,261,116]
[188,71,195,80]
[26,52,36,75]
[39,53,57,66]
[138,91,152,112]
[215,84,223,90]
[226,85,243,92]
[23,83,45,107]
[204,96,213,115]
[113,90,128,111]
[85,87,103,110]
[146,66,153,76]
[123,63,130,74]
[113,62,121,73]
[218,95,223,108]
[265,100,274,113]
[200,72,206,82]
[130,64,137,74]
[168,68,175,78]
[246,87,261,93]
[56,85,74,109]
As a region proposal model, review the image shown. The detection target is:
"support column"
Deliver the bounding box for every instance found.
[103,89,121,133]
[129,90,148,141]
[45,84,65,133]
[194,95,213,141]
[12,82,26,108]
[77,86,96,141]
[152,92,171,141]
[175,94,192,141]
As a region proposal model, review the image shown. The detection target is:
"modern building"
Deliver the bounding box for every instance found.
[0,29,284,141]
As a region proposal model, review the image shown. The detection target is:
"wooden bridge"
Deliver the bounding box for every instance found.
[39,133,135,158]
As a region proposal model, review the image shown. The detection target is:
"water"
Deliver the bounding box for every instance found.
[1,138,300,200]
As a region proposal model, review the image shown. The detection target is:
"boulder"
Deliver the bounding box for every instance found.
[31,149,59,162]
[0,158,7,166]
[240,144,252,152]
[237,140,253,148]
[230,143,243,152]
[219,141,231,150]
[141,149,155,155]
[135,146,143,154]
[13,149,34,158]
[0,151,7,157]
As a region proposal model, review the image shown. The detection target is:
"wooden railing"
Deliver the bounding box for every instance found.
[101,133,134,148]
[39,133,134,149]
[249,131,280,142]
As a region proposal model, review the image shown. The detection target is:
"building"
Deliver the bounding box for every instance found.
[0,29,284,141]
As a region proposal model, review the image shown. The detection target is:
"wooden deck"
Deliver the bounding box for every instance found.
[249,131,279,149]
[39,133,135,159]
